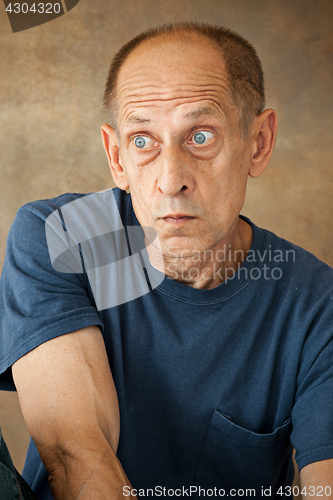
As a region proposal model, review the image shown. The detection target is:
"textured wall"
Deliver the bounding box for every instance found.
[0,0,332,475]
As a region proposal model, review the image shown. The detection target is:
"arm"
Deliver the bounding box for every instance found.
[300,459,333,499]
[12,325,136,500]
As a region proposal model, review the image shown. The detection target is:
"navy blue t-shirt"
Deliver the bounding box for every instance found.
[1,188,333,499]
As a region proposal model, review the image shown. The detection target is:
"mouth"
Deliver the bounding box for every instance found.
[161,214,196,225]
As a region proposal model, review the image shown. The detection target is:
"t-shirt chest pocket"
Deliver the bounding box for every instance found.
[194,410,293,493]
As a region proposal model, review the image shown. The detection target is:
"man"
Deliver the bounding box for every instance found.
[0,23,333,499]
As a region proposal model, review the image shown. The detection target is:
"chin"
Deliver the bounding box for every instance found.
[160,237,208,259]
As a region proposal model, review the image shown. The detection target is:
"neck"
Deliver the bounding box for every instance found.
[147,218,253,289]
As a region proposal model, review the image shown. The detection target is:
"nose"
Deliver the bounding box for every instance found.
[157,144,194,197]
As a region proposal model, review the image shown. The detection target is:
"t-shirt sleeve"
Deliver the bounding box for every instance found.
[290,284,333,471]
[0,204,103,389]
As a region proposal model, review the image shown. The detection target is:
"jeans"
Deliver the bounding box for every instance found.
[0,428,37,500]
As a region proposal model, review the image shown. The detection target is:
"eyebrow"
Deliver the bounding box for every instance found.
[182,106,219,120]
[123,106,220,127]
[124,116,151,125]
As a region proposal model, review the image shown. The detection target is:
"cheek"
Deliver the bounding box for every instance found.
[219,142,249,188]
[128,188,152,229]
[199,154,243,196]
[121,148,155,187]
[203,149,249,214]
[121,162,155,224]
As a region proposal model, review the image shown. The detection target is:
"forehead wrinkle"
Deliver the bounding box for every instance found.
[117,76,231,115]
[120,96,230,132]
[119,88,231,119]
[118,70,229,83]
[117,78,230,98]
[117,66,231,100]
[117,67,231,125]
[122,91,225,104]
[119,87,230,104]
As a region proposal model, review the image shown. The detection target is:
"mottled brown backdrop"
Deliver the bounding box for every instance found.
[0,0,332,481]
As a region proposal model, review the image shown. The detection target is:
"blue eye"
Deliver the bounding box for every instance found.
[133,136,155,149]
[192,131,214,145]
[134,137,146,148]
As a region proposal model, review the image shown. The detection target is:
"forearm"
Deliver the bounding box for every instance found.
[12,327,136,499]
[45,436,134,500]
[300,459,333,500]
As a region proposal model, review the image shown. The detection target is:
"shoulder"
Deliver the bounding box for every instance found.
[3,188,134,280]
[9,188,132,238]
[18,192,89,221]
[250,219,333,295]
[16,188,131,221]
[7,193,90,247]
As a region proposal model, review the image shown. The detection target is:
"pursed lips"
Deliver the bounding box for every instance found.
[160,214,196,225]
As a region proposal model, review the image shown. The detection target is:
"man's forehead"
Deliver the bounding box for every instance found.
[116,35,232,127]
[117,34,229,96]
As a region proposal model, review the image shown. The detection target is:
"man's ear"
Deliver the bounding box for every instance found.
[101,124,129,190]
[249,109,278,178]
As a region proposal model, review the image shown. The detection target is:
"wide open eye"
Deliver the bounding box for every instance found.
[133,136,155,149]
[192,131,214,145]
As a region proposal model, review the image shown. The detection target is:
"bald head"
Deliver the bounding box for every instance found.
[103,23,265,136]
